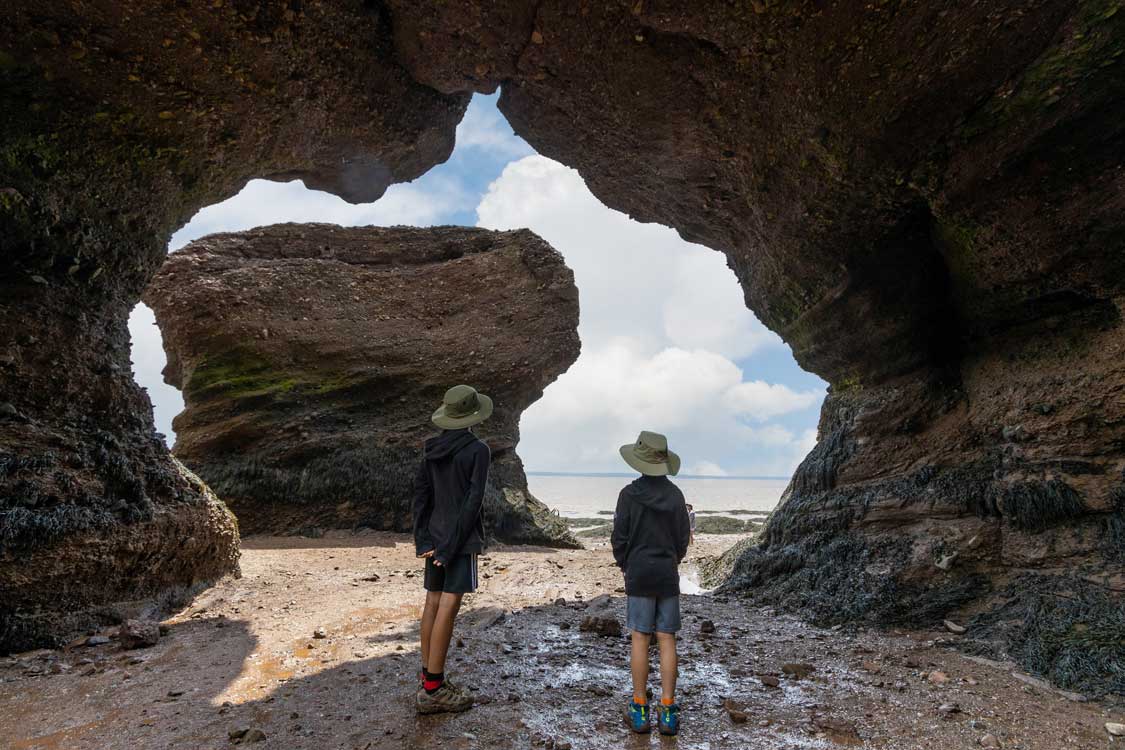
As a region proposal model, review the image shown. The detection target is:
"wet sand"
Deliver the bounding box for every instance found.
[1,531,1120,749]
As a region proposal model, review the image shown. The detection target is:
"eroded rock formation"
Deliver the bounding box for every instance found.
[144,224,578,546]
[3,0,1122,689]
[383,0,1125,695]
[0,1,468,650]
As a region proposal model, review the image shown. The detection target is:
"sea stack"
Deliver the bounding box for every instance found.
[145,223,579,547]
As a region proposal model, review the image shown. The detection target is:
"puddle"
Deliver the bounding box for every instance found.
[680,568,710,596]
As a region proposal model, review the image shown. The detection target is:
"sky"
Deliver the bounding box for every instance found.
[129,93,826,478]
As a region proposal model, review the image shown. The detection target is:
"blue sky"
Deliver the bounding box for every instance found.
[130,93,826,477]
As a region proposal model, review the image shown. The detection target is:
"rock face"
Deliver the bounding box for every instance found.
[1,1,466,650]
[145,224,578,547]
[3,0,1123,690]
[383,0,1125,695]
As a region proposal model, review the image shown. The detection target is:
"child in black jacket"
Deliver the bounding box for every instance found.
[611,430,690,736]
[412,385,493,715]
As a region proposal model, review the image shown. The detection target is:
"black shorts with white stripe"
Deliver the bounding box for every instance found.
[423,553,478,594]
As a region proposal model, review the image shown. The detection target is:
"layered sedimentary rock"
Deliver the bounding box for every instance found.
[146,224,578,547]
[0,1,467,650]
[3,0,1123,689]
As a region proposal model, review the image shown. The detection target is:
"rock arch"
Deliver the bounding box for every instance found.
[2,0,1122,688]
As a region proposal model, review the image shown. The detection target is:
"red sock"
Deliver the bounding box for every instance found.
[423,672,445,694]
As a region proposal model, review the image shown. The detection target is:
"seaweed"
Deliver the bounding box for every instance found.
[724,531,988,628]
[966,575,1124,697]
[1105,483,1125,563]
[1000,479,1087,532]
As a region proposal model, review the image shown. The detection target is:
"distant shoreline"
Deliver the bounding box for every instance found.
[526,471,791,481]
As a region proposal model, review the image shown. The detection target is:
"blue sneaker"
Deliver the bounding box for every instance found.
[656,703,681,736]
[626,700,651,733]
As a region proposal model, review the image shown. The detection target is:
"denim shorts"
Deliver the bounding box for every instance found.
[626,595,681,634]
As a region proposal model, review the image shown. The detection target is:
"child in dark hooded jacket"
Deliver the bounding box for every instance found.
[611,430,690,736]
[412,385,493,715]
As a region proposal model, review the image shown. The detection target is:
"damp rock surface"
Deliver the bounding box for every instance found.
[145,224,579,547]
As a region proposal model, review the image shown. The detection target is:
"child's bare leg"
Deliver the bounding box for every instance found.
[420,590,442,672]
[426,592,464,674]
[630,630,652,701]
[656,631,678,702]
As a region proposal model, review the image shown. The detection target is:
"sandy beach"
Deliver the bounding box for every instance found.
[1,532,1118,749]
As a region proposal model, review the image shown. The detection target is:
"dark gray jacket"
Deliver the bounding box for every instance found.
[611,475,690,598]
[412,428,490,564]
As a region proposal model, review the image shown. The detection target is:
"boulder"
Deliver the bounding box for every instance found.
[117,619,160,650]
[145,224,579,546]
[578,616,622,637]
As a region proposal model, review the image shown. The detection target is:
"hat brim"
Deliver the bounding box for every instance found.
[432,393,494,429]
[619,444,681,477]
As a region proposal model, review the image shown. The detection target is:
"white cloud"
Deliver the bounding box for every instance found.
[477,157,779,357]
[168,176,471,250]
[688,461,729,477]
[477,155,824,476]
[725,380,823,422]
[517,341,821,476]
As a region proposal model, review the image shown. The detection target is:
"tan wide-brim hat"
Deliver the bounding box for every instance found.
[432,384,494,429]
[619,430,681,476]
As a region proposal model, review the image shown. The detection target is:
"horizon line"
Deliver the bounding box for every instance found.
[525,470,792,481]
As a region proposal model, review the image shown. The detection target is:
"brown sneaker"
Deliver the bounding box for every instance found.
[415,681,473,714]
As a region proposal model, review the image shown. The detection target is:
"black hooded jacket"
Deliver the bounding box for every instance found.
[412,428,491,564]
[611,475,691,598]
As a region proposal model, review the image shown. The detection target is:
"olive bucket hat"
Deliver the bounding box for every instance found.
[431,384,494,429]
[619,430,681,477]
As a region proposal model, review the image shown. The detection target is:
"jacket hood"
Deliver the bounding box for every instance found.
[623,475,680,513]
[423,428,478,460]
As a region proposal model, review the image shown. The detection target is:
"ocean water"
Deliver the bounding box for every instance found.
[526,473,788,517]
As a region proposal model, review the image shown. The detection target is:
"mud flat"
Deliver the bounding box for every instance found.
[0,533,1118,749]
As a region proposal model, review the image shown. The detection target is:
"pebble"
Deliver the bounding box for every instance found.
[781,662,815,679]
[927,671,949,685]
[943,620,966,634]
[229,727,267,743]
[1107,723,1125,737]
[978,733,1001,748]
[759,675,780,688]
[722,699,748,723]
[700,620,716,634]
[313,628,327,639]
[938,703,960,714]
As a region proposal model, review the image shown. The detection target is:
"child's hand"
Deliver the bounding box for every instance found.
[418,549,435,559]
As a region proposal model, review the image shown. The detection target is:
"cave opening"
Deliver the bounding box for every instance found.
[129,92,827,535]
